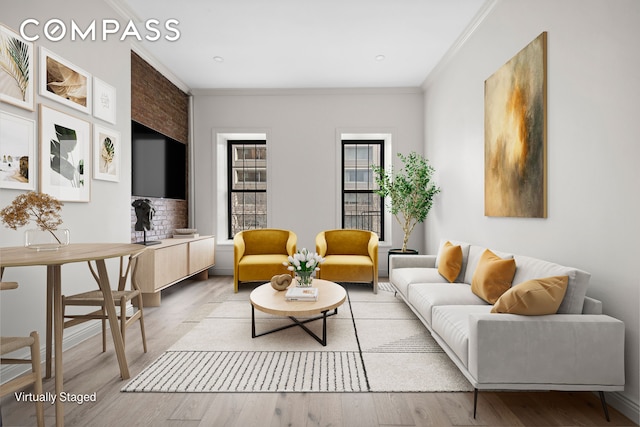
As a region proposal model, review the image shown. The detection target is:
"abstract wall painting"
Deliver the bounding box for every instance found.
[93,124,120,182]
[39,47,92,114]
[0,110,36,190]
[39,104,91,202]
[0,24,34,111]
[484,32,547,218]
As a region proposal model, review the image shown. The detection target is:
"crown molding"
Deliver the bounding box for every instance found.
[421,0,498,90]
[105,0,192,94]
[191,87,423,97]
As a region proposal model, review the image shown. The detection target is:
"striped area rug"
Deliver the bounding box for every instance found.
[122,282,473,393]
[121,350,367,393]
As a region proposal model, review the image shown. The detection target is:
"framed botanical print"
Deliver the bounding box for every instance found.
[0,110,36,190]
[93,77,116,124]
[93,124,120,182]
[0,24,35,111]
[39,47,92,114]
[39,104,91,202]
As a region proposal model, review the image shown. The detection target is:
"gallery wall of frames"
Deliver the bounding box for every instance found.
[0,23,121,202]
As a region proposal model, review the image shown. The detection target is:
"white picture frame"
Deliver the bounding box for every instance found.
[93,77,116,124]
[0,110,36,190]
[0,24,35,111]
[93,124,120,182]
[39,47,92,114]
[39,104,91,202]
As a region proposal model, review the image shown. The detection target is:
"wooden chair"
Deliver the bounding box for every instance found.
[0,282,45,427]
[62,252,147,353]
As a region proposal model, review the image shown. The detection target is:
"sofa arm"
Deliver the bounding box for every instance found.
[389,254,436,270]
[233,233,246,262]
[468,314,625,389]
[368,233,379,266]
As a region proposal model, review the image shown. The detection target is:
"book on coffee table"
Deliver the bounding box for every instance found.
[285,287,318,301]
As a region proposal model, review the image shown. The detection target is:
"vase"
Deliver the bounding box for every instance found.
[296,270,314,287]
[24,229,70,251]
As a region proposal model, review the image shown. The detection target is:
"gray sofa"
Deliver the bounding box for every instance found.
[389,239,625,419]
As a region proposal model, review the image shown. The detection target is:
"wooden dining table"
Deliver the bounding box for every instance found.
[0,243,146,426]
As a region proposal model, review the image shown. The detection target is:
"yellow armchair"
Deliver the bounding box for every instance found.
[233,229,297,292]
[315,229,379,293]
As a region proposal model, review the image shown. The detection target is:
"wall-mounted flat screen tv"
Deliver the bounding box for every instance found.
[131,121,186,200]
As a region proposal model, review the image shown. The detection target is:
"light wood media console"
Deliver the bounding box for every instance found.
[136,235,215,306]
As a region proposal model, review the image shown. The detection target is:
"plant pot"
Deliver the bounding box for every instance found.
[387,248,419,275]
[24,229,70,251]
[295,270,314,287]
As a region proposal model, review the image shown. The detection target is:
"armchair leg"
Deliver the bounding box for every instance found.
[599,391,611,422]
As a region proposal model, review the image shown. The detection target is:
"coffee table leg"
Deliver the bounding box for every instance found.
[251,305,256,338]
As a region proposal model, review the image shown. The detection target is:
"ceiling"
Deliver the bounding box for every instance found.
[116,0,488,90]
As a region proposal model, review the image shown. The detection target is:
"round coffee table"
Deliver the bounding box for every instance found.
[249,279,346,346]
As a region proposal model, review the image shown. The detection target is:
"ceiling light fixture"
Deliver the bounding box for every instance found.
[213,56,224,62]
[375,55,386,61]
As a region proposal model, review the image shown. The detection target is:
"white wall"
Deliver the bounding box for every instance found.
[192,89,424,274]
[423,0,639,421]
[1,1,133,349]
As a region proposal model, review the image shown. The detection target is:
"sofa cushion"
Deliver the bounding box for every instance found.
[431,305,492,368]
[391,268,448,299]
[471,250,517,304]
[435,239,471,282]
[407,283,487,327]
[437,242,463,283]
[491,276,569,315]
[463,245,513,285]
[512,255,590,314]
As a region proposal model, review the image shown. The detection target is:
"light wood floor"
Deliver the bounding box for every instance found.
[1,276,636,427]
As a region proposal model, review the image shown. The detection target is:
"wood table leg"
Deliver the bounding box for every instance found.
[94,259,130,379]
[51,265,64,427]
[46,267,53,379]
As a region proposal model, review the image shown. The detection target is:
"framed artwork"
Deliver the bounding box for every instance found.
[484,32,547,218]
[0,24,35,111]
[93,124,120,182]
[39,104,91,202]
[39,47,92,114]
[93,77,116,124]
[0,110,36,190]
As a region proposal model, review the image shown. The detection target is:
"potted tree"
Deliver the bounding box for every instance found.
[373,151,441,255]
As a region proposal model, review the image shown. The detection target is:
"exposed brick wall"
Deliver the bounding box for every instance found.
[131,51,189,143]
[130,197,188,242]
[130,51,190,241]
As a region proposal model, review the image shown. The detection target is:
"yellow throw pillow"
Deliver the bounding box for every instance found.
[471,249,517,304]
[437,241,463,282]
[491,276,569,315]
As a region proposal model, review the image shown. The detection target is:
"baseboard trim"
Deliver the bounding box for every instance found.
[606,390,640,424]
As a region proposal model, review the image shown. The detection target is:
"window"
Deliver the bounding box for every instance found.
[228,140,267,238]
[341,140,384,237]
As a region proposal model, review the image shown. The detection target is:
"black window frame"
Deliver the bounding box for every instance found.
[341,140,384,239]
[227,140,267,239]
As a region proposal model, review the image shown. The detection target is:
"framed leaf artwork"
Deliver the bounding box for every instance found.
[39,47,92,114]
[39,104,91,202]
[0,24,35,111]
[93,77,116,124]
[93,124,120,182]
[0,110,36,190]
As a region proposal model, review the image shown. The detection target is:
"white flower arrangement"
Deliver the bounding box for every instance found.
[283,248,325,275]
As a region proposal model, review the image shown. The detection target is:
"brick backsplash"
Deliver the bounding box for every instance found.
[131,197,188,242]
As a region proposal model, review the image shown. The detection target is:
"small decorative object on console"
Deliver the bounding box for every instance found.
[270,274,293,291]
